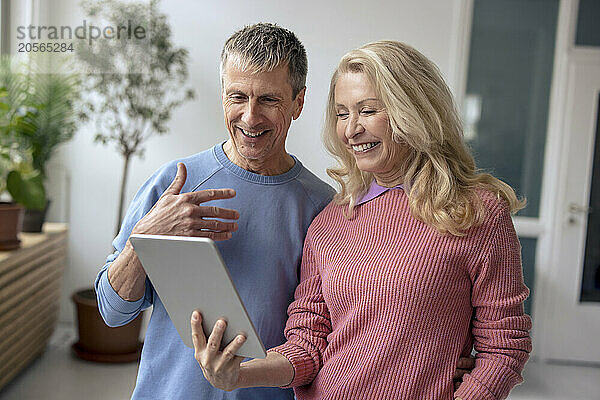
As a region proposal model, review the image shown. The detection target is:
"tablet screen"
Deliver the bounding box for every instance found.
[129,234,266,359]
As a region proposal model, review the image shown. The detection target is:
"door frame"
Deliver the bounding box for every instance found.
[544,51,600,362]
[535,0,600,362]
[452,0,599,361]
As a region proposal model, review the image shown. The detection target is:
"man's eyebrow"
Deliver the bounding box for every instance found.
[224,89,284,99]
[225,89,246,95]
[259,93,284,99]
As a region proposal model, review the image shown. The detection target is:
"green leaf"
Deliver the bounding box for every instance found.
[6,170,46,210]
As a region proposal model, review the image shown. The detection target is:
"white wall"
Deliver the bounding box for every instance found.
[40,0,464,323]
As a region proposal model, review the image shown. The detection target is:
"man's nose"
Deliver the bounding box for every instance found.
[241,100,261,127]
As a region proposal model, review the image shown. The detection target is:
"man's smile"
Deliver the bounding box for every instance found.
[239,127,270,138]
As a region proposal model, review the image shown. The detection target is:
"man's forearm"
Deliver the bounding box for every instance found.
[107,240,146,301]
[237,351,295,389]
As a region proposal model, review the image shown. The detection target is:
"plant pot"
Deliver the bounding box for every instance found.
[72,288,143,363]
[0,202,24,250]
[22,200,51,233]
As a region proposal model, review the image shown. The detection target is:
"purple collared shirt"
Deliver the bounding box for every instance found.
[356,180,404,205]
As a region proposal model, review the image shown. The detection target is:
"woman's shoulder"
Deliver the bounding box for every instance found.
[307,199,346,230]
[317,199,346,219]
[473,187,515,231]
[476,186,510,210]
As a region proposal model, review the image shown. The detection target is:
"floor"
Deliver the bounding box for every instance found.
[1,324,599,400]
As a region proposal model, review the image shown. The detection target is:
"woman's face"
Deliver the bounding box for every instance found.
[334,72,407,186]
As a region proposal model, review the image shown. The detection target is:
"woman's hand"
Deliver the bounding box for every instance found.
[453,355,476,390]
[191,310,247,391]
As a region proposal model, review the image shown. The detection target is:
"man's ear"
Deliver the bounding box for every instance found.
[292,87,306,120]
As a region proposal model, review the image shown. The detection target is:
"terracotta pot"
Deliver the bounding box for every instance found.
[22,200,51,233]
[0,202,24,250]
[72,288,143,363]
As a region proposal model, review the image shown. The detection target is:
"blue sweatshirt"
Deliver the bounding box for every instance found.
[95,143,334,400]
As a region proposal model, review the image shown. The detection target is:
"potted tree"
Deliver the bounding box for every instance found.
[0,56,81,232]
[0,87,46,249]
[78,0,195,236]
[70,0,195,362]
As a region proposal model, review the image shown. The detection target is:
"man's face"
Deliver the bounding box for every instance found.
[221,62,305,174]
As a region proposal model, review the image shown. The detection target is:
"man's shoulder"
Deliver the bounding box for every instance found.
[153,146,223,193]
[175,146,220,173]
[293,163,336,209]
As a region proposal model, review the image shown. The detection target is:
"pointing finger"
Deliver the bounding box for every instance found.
[163,162,187,197]
[184,189,237,206]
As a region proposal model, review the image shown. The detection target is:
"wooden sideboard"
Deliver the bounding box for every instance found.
[0,223,68,390]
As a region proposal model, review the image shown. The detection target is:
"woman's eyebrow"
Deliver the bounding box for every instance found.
[357,98,381,105]
[335,98,381,107]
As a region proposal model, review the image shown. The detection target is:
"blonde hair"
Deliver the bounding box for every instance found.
[324,40,525,236]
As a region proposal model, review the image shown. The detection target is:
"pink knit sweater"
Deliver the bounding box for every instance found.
[270,188,532,400]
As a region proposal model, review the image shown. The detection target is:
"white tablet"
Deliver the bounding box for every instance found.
[129,234,266,359]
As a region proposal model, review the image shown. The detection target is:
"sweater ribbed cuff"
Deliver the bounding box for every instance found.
[454,375,496,400]
[98,270,145,314]
[454,360,522,400]
[268,343,317,388]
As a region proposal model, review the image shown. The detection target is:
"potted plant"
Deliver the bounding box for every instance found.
[0,87,46,249]
[0,56,81,232]
[78,0,195,236]
[70,0,194,362]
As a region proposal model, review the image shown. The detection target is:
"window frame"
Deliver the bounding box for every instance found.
[0,0,10,55]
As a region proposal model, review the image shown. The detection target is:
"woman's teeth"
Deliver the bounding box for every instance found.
[241,128,266,138]
[352,142,380,152]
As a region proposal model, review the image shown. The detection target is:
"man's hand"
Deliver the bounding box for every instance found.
[107,162,239,301]
[131,163,240,241]
[191,310,247,391]
[453,355,476,391]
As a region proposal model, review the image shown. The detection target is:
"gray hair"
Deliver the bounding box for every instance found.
[220,23,308,98]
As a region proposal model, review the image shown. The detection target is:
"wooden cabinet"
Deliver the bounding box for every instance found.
[0,223,68,390]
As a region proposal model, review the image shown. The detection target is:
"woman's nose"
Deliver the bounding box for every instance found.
[345,115,365,139]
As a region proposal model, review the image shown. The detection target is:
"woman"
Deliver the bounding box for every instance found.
[191,40,532,400]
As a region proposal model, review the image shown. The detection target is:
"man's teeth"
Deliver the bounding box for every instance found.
[241,128,266,138]
[352,142,380,152]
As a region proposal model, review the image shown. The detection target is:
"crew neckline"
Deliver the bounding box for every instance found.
[213,141,303,185]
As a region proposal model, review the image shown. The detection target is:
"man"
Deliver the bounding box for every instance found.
[96,23,473,400]
[96,23,335,400]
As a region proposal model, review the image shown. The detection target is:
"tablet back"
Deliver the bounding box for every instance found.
[129,234,266,359]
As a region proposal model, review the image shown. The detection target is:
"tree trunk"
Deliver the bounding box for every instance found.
[115,153,131,238]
